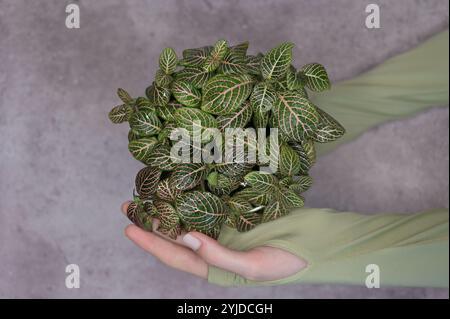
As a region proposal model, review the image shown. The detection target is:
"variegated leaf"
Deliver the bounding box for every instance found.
[260,42,294,80]
[128,137,159,163]
[262,201,288,223]
[230,41,249,56]
[145,83,170,106]
[135,166,161,199]
[217,52,249,74]
[215,162,253,177]
[156,101,182,122]
[286,67,304,91]
[117,88,133,104]
[313,107,345,143]
[302,139,316,165]
[157,122,176,143]
[127,202,153,231]
[171,80,201,107]
[159,48,178,75]
[244,171,278,193]
[129,109,162,136]
[203,39,229,72]
[170,163,207,191]
[180,46,213,67]
[274,92,320,141]
[245,54,263,76]
[300,63,331,92]
[250,82,276,113]
[128,129,141,142]
[175,67,213,88]
[236,210,262,232]
[227,197,253,213]
[233,187,273,206]
[217,101,252,131]
[278,188,304,208]
[156,178,182,202]
[208,173,241,196]
[145,144,179,171]
[176,191,228,232]
[109,104,132,124]
[279,143,301,176]
[289,141,313,175]
[290,175,313,193]
[154,200,180,230]
[202,73,254,115]
[202,224,222,239]
[155,69,173,88]
[175,107,218,137]
[252,106,270,129]
[135,97,154,111]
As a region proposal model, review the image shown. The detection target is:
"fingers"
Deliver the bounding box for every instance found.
[125,225,208,279]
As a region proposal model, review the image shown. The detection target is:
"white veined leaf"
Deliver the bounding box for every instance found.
[217,101,252,131]
[274,92,320,141]
[208,174,241,196]
[145,144,179,171]
[175,107,218,137]
[155,69,173,88]
[156,178,182,202]
[260,42,294,80]
[233,187,273,206]
[300,63,331,92]
[277,188,304,209]
[244,171,278,193]
[286,66,304,91]
[171,80,202,107]
[289,141,313,175]
[145,83,171,106]
[229,41,249,56]
[135,97,154,111]
[201,73,254,115]
[109,104,132,124]
[217,51,249,75]
[301,139,316,165]
[250,82,277,113]
[215,162,253,177]
[135,166,162,199]
[203,39,229,72]
[176,191,228,232]
[175,67,213,88]
[313,107,345,143]
[159,47,178,75]
[290,175,313,193]
[154,200,180,230]
[169,163,207,191]
[128,137,159,163]
[180,46,213,67]
[279,143,301,176]
[261,201,288,223]
[156,101,182,122]
[129,109,162,136]
[117,88,133,104]
[245,54,263,76]
[235,211,262,232]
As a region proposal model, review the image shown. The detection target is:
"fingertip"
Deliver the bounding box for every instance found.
[121,201,132,215]
[124,224,138,238]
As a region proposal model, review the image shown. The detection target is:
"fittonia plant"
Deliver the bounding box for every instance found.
[109,40,345,239]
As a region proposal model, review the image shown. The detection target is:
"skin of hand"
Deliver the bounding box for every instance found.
[121,201,307,282]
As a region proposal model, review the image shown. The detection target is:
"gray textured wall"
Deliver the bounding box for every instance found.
[0,0,448,298]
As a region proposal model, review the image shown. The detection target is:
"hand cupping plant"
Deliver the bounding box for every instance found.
[109,40,345,239]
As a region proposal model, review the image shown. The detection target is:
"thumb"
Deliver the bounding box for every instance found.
[182,232,253,278]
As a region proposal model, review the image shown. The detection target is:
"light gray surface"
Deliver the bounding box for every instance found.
[0,0,448,298]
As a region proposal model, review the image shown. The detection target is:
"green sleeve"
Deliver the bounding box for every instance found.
[208,30,449,288]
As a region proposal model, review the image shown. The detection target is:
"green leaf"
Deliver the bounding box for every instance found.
[252,107,269,129]
[215,162,253,177]
[156,178,182,202]
[250,82,277,114]
[278,188,304,208]
[154,200,180,238]
[129,109,162,136]
[176,191,228,232]
[128,129,141,142]
[274,92,320,141]
[127,202,153,231]
[217,101,252,131]
[289,142,313,175]
[109,104,132,124]
[155,69,173,88]
[180,46,213,67]
[262,201,288,223]
[159,48,178,75]
[245,54,263,76]
[313,107,345,143]
[230,41,249,56]
[135,97,154,111]
[175,67,213,88]
[227,197,253,213]
[244,171,278,193]
[279,143,301,176]
[208,174,241,196]
[300,63,331,92]
[145,144,179,171]
[290,175,313,193]
[156,101,182,122]
[203,39,229,72]
[175,107,218,137]
[202,73,254,115]
[117,88,133,104]
[170,163,207,191]
[233,187,273,206]
[286,67,304,91]
[135,166,162,199]
[128,137,159,163]
[171,80,202,107]
[302,139,316,165]
[260,42,294,80]
[145,83,171,106]
[217,52,249,75]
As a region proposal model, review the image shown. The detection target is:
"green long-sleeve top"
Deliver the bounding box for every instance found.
[209,30,449,288]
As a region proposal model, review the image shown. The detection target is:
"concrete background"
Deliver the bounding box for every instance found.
[0,0,448,298]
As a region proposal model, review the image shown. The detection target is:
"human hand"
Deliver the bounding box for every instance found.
[121,201,307,282]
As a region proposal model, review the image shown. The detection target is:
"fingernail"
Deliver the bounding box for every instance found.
[183,233,201,251]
